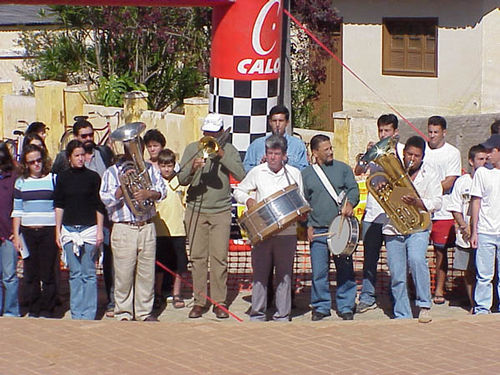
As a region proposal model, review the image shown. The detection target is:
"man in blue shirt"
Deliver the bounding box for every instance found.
[243,105,308,172]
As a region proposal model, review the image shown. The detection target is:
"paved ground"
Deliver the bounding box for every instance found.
[3,279,500,374]
[1,311,500,374]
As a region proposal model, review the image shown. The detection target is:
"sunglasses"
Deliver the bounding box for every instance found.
[26,158,42,166]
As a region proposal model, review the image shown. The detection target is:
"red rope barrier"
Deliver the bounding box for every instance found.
[284,9,429,142]
[155,260,244,322]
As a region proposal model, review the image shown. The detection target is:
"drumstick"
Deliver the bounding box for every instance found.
[312,231,336,238]
[338,199,348,234]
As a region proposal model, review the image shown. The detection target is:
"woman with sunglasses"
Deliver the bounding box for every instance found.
[54,140,105,320]
[12,144,57,318]
[0,141,20,317]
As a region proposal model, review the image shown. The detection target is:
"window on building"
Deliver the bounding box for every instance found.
[382,18,438,77]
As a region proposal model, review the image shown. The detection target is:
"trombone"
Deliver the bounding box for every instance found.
[170,127,231,187]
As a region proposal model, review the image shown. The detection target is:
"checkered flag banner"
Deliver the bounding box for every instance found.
[209,77,279,159]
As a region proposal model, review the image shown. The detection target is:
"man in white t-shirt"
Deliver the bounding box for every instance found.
[424,116,461,304]
[354,114,404,313]
[470,134,500,314]
[448,145,488,310]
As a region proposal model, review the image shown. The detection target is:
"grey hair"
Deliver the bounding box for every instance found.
[265,134,287,153]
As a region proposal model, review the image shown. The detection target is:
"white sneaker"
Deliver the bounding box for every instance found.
[418,308,432,323]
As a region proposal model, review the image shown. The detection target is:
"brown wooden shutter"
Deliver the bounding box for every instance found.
[382,18,438,77]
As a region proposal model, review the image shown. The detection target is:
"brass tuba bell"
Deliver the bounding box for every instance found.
[110,122,155,217]
[360,136,431,235]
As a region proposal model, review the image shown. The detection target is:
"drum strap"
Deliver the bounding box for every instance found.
[312,164,345,206]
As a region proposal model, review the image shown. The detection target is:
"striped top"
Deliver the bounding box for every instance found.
[11,173,56,226]
[100,161,166,223]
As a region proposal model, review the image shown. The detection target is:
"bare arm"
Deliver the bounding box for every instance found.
[96,211,104,248]
[441,175,458,193]
[469,196,480,248]
[55,207,64,250]
[12,217,22,253]
[452,211,470,242]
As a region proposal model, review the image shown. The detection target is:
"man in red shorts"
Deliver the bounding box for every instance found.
[424,116,461,304]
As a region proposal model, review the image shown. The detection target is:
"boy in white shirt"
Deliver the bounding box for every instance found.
[448,145,487,310]
[470,134,500,314]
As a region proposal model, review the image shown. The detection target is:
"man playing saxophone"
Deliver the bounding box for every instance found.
[382,136,442,323]
[100,130,166,322]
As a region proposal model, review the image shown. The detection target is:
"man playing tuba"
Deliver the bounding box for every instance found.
[383,136,442,323]
[100,124,166,322]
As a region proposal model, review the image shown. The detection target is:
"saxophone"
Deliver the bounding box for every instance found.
[110,122,154,217]
[360,136,431,235]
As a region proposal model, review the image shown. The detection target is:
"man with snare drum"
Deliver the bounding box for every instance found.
[234,135,304,321]
[302,134,359,321]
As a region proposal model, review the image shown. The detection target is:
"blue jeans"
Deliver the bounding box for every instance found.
[0,240,19,317]
[385,231,431,319]
[359,221,384,305]
[63,225,98,320]
[474,233,500,314]
[310,228,356,315]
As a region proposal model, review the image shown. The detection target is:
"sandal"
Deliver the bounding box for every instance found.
[173,295,185,309]
[433,295,445,305]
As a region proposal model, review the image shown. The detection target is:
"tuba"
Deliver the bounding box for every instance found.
[110,122,155,216]
[360,136,431,235]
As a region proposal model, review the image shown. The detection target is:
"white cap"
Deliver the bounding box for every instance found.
[201,113,224,132]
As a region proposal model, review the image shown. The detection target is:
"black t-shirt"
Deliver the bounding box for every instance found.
[54,167,106,226]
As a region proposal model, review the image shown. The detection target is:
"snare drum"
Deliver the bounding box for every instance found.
[326,215,360,256]
[238,184,310,245]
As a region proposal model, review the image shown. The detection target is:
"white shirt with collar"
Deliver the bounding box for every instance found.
[233,162,303,236]
[383,161,443,236]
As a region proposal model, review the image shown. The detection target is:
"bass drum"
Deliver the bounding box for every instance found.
[238,184,310,245]
[326,215,360,256]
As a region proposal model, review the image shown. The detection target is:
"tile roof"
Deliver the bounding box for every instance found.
[0,5,60,27]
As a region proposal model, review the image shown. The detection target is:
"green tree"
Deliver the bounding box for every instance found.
[17,6,211,110]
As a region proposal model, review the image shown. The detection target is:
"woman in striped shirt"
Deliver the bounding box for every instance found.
[12,144,57,318]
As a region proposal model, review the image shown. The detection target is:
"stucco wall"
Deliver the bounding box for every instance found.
[0,31,30,94]
[2,94,35,138]
[333,0,500,117]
